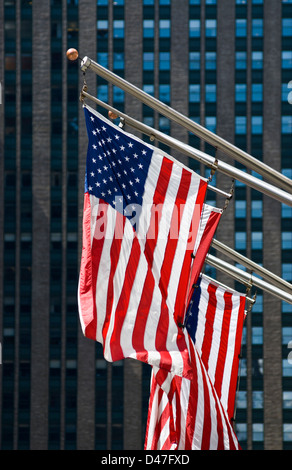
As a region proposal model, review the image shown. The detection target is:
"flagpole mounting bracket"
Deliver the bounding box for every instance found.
[208,158,218,182]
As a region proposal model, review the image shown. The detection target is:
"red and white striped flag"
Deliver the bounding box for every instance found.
[78,105,216,377]
[145,274,246,450]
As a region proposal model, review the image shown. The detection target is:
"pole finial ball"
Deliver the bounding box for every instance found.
[108,111,119,120]
[66,48,79,61]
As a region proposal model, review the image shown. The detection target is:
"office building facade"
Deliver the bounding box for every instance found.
[0,0,291,450]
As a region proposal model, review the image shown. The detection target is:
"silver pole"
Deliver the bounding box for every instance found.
[205,254,292,304]
[211,239,292,295]
[80,56,292,195]
[81,90,292,207]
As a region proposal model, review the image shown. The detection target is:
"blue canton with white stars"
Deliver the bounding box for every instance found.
[185,276,202,344]
[84,106,153,229]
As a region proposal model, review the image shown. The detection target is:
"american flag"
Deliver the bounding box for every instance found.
[78,105,218,377]
[145,274,246,450]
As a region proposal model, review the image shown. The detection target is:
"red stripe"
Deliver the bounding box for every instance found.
[186,210,221,308]
[82,196,108,340]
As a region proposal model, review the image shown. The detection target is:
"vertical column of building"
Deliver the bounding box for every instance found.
[77,0,97,451]
[0,0,4,448]
[215,1,235,279]
[262,0,283,450]
[30,1,51,449]
[60,0,68,449]
[123,0,143,451]
[170,0,189,167]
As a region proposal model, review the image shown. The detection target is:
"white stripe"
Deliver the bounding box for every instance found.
[136,149,163,247]
[220,293,241,411]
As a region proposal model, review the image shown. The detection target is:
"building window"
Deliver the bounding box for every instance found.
[235,200,246,218]
[282,116,292,134]
[205,84,216,102]
[252,19,264,37]
[252,83,263,102]
[252,51,263,69]
[143,84,154,96]
[283,424,292,442]
[159,19,170,38]
[251,231,263,250]
[189,84,200,102]
[235,232,246,250]
[143,19,154,38]
[251,200,262,218]
[113,52,124,70]
[282,51,292,69]
[205,19,216,37]
[97,20,108,38]
[205,116,216,133]
[282,232,292,249]
[189,51,200,70]
[189,19,200,37]
[253,424,264,442]
[236,116,246,134]
[252,327,263,345]
[236,19,247,37]
[282,264,292,281]
[235,84,247,102]
[159,84,170,103]
[205,51,216,69]
[282,18,292,36]
[97,52,108,68]
[159,52,170,70]
[253,391,263,408]
[113,20,124,38]
[283,359,292,377]
[113,86,124,103]
[236,51,247,69]
[283,391,292,409]
[97,85,108,102]
[143,52,154,70]
[252,116,263,134]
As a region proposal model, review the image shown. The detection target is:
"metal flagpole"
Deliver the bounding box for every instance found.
[205,254,292,304]
[79,89,292,207]
[79,55,292,195]
[211,238,292,295]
